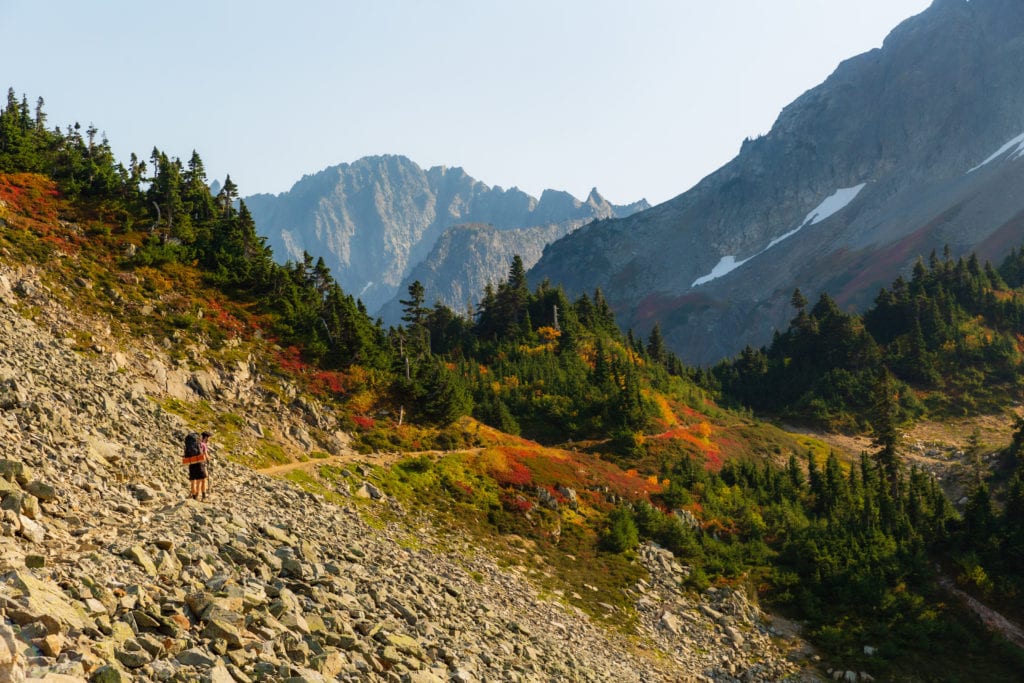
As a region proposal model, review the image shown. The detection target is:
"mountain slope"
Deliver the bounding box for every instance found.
[244,156,647,317]
[530,0,1024,365]
[0,258,800,682]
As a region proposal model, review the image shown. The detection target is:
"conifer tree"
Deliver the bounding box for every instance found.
[400,280,431,361]
[870,369,903,487]
[415,359,472,425]
[646,323,667,365]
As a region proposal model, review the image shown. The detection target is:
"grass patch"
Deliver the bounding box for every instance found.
[252,439,289,469]
[283,469,349,505]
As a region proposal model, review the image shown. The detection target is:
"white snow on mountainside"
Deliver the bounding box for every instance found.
[967,131,1024,173]
[692,255,746,287]
[692,183,867,287]
[799,183,867,228]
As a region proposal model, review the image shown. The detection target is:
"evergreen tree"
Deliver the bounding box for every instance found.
[415,359,473,425]
[869,369,903,486]
[400,280,431,358]
[600,506,639,553]
[646,323,667,365]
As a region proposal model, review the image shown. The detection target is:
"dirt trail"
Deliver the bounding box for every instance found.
[938,575,1024,649]
[257,448,482,476]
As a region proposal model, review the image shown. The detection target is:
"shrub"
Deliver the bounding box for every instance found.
[398,455,432,473]
[600,506,639,553]
[351,415,374,430]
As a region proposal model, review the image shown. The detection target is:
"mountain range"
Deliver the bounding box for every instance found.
[246,0,1024,369]
[244,156,647,319]
[531,0,1024,365]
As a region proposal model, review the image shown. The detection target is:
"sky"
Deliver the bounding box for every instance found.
[4,0,932,207]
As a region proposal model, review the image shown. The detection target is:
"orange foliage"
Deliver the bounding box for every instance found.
[536,326,561,342]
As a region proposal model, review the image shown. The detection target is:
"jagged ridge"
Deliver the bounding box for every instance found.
[244,155,648,319]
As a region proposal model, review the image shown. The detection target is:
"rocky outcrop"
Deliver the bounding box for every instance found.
[0,264,808,681]
[531,0,1024,365]
[244,156,648,318]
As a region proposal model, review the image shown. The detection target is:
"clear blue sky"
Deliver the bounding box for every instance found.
[4,0,931,206]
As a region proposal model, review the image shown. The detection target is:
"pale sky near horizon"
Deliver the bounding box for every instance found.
[4,0,932,207]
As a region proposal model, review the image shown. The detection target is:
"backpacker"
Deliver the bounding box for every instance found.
[184,432,202,460]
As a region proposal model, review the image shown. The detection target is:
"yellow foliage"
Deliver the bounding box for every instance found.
[693,421,713,440]
[476,448,508,473]
[517,343,556,355]
[346,391,375,415]
[652,393,677,427]
[537,326,561,342]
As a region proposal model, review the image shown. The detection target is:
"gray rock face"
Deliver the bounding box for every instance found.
[378,222,574,321]
[245,155,648,317]
[531,0,1024,365]
[0,264,807,681]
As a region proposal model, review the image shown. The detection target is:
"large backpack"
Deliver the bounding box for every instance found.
[184,432,201,458]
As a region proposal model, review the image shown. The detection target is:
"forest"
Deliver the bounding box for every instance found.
[3,89,1024,679]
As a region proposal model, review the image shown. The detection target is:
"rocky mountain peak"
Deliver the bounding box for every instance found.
[245,156,647,319]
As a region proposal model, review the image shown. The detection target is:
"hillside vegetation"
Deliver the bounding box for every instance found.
[3,89,1024,680]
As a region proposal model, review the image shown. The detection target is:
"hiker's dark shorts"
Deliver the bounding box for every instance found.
[188,462,208,481]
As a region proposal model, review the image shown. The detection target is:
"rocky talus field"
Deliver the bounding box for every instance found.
[0,264,812,682]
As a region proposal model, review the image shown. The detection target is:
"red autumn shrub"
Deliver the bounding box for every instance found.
[351,415,374,430]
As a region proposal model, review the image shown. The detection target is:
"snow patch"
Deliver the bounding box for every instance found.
[692,183,867,287]
[967,131,1024,173]
[359,281,373,297]
[692,255,749,287]
[800,184,867,228]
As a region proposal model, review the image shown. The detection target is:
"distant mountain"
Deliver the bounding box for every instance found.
[530,0,1024,366]
[377,222,570,322]
[244,155,648,318]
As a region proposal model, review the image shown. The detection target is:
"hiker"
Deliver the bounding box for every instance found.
[183,431,212,501]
